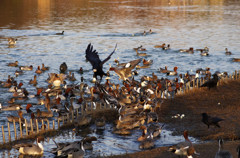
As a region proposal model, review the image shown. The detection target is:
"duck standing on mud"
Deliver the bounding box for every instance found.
[85,43,117,83]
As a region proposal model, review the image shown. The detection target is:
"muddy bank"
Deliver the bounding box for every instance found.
[158,79,240,140]
[108,79,240,157]
[108,140,240,158]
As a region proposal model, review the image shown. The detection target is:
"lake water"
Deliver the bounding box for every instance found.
[0,0,240,157]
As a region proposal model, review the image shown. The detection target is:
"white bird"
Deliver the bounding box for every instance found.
[14,137,44,155]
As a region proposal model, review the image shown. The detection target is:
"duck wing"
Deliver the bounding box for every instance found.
[85,43,102,69]
[100,44,117,66]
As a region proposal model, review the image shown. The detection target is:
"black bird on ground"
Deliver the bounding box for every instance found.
[200,74,219,90]
[85,43,117,82]
[60,62,68,73]
[201,113,224,129]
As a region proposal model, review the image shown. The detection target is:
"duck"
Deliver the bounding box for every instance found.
[196,46,209,52]
[142,59,153,65]
[68,72,76,81]
[147,111,158,124]
[232,58,240,62]
[35,66,42,74]
[60,62,68,74]
[168,130,198,158]
[47,73,66,87]
[135,49,147,56]
[113,128,131,135]
[201,113,224,129]
[109,59,142,81]
[95,116,106,129]
[79,67,83,74]
[52,139,85,158]
[134,45,147,51]
[7,61,18,67]
[1,78,12,88]
[139,135,154,149]
[19,65,33,71]
[154,43,166,49]
[7,110,24,122]
[215,138,233,158]
[74,114,92,127]
[26,103,33,113]
[166,67,178,76]
[8,38,17,45]
[200,50,209,56]
[8,82,23,93]
[137,125,148,141]
[147,29,153,34]
[179,47,194,54]
[13,137,44,155]
[224,48,232,55]
[56,31,64,35]
[116,117,145,130]
[0,103,22,111]
[159,66,169,74]
[36,103,53,118]
[29,75,38,86]
[147,123,165,138]
[41,63,49,71]
[15,70,24,77]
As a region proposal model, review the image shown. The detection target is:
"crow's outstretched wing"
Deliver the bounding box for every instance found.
[100,44,117,66]
[85,43,101,69]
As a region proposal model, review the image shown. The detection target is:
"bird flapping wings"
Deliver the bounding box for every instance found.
[85,43,117,69]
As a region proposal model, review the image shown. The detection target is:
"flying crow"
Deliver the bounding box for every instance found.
[85,43,117,82]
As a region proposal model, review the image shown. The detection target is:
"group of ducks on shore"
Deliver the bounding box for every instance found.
[0,41,238,158]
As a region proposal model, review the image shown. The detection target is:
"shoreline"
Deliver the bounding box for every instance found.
[108,79,240,157]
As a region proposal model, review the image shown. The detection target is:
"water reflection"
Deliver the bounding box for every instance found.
[0,0,233,30]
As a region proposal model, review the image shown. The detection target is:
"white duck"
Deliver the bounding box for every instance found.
[14,137,44,155]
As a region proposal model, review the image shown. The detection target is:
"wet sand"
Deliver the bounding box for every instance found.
[108,79,240,158]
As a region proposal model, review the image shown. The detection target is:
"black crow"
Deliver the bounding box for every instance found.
[200,74,219,90]
[201,113,224,128]
[85,43,117,82]
[60,62,68,74]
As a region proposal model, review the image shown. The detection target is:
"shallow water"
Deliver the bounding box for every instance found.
[0,0,240,157]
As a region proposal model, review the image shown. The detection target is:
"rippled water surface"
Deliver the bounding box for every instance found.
[0,0,240,157]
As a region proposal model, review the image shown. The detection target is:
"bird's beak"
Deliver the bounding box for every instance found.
[93,69,97,72]
[105,77,111,80]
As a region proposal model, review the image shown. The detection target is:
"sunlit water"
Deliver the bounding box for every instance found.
[0,0,240,157]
